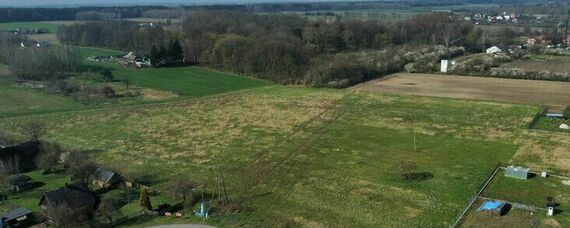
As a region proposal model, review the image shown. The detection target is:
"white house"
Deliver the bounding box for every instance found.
[486,46,503,54]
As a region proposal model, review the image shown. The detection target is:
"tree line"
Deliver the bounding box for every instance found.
[0,6,165,23]
[57,10,494,86]
[0,33,80,81]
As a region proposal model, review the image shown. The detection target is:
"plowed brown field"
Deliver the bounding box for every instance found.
[353,73,570,109]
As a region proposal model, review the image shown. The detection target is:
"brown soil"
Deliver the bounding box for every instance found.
[353,73,570,109]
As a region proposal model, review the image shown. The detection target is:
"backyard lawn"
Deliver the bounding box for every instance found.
[481,170,570,226]
[0,170,68,213]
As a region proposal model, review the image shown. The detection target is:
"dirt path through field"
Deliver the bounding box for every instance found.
[353,73,570,109]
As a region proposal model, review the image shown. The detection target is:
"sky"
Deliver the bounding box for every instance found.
[0,0,355,7]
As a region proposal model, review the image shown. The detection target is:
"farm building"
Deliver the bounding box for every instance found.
[93,167,123,188]
[119,52,151,68]
[505,166,529,179]
[10,174,34,192]
[486,46,503,54]
[0,141,41,174]
[1,207,33,227]
[39,182,97,222]
[546,113,564,119]
[478,200,509,216]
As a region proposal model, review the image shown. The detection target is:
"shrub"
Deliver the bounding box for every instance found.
[100,70,114,82]
[100,86,116,98]
[565,106,570,120]
[46,80,80,96]
[452,54,512,75]
[488,68,570,81]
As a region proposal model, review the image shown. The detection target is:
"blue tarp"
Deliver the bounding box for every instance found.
[478,200,504,211]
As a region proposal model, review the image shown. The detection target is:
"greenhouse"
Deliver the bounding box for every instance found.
[505,166,529,180]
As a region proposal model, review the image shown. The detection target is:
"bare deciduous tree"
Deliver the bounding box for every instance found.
[46,203,79,228]
[166,177,196,203]
[399,161,417,181]
[97,196,122,224]
[36,141,63,173]
[66,151,97,182]
[21,121,46,141]
[0,166,10,200]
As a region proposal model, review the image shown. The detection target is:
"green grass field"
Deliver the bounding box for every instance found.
[79,47,272,96]
[112,67,272,97]
[0,21,74,33]
[0,48,271,117]
[0,76,84,116]
[0,45,566,226]
[0,85,540,226]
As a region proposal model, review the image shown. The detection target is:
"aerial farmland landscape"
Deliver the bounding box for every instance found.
[0,0,569,227]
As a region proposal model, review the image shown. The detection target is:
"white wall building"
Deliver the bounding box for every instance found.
[486,46,503,54]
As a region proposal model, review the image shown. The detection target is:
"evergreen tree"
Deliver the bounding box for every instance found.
[167,39,184,64]
[150,45,160,67]
[101,69,114,82]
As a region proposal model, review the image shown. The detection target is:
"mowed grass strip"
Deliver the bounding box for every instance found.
[0,68,83,115]
[80,47,125,59]
[112,67,273,97]
[78,47,272,97]
[0,21,74,33]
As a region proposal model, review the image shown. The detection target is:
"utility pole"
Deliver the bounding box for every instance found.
[414,127,416,153]
[564,10,570,46]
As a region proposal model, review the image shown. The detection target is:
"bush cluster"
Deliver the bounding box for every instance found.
[403,46,464,73]
[451,54,512,74]
[306,45,464,88]
[45,80,118,102]
[488,68,570,82]
[544,48,570,56]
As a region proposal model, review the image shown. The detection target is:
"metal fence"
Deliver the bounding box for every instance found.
[450,163,502,228]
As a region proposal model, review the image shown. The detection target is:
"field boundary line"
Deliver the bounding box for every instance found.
[451,163,502,228]
[349,74,398,90]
